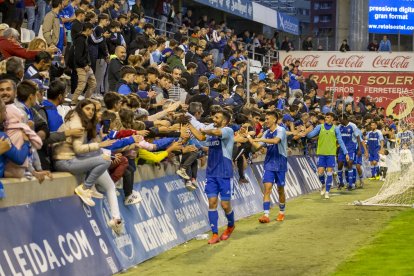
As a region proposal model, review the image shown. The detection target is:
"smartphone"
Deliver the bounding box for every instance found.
[102,119,111,134]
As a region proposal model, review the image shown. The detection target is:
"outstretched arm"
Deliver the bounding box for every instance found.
[306,124,321,139]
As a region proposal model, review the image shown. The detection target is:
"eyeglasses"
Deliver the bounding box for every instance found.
[0,87,13,92]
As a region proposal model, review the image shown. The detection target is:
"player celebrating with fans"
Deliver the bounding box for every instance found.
[247,111,288,223]
[305,112,349,199]
[189,111,235,244]
[366,121,384,180]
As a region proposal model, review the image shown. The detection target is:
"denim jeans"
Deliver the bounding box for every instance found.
[34,0,47,35]
[55,155,111,188]
[96,171,120,219]
[157,15,167,35]
[56,156,121,219]
[25,6,36,31]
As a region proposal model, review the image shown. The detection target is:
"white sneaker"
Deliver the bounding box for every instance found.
[90,186,104,199]
[108,219,123,235]
[324,192,330,199]
[115,179,123,189]
[60,73,71,80]
[92,93,103,100]
[176,168,190,180]
[185,181,196,191]
[124,190,142,205]
[75,185,95,207]
[320,185,326,196]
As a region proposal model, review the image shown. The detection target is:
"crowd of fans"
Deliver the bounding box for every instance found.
[0,0,412,233]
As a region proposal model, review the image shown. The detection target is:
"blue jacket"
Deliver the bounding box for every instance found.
[102,131,135,151]
[41,100,64,132]
[0,132,30,177]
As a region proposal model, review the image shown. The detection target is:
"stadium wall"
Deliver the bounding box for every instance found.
[0,156,322,275]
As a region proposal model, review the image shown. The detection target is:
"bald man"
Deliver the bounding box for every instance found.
[108,46,127,92]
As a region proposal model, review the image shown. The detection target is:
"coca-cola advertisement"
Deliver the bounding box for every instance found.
[279,51,414,72]
[304,72,414,120]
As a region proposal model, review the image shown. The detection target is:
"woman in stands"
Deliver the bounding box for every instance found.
[52,99,122,234]
[0,99,31,178]
[27,38,47,51]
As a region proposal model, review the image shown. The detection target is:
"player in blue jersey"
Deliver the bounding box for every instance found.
[305,113,349,199]
[189,110,235,244]
[337,117,363,190]
[366,121,384,180]
[247,111,288,223]
[354,124,369,187]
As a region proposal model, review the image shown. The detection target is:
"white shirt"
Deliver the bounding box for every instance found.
[400,149,413,164]
[379,154,387,167]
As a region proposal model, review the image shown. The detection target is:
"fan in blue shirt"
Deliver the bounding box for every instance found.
[189,110,235,245]
[247,111,288,223]
[365,121,384,179]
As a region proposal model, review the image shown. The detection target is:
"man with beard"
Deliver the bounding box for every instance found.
[189,110,235,244]
[108,46,127,91]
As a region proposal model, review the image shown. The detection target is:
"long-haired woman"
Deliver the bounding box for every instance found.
[53,99,122,233]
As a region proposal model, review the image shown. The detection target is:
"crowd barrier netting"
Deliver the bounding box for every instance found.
[0,155,332,275]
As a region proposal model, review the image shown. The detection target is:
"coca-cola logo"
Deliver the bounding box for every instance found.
[283,55,320,67]
[372,56,411,69]
[327,55,364,68]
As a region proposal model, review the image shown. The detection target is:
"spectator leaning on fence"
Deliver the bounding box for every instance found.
[378,35,392,52]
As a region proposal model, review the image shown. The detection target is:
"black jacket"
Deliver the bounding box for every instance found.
[71,19,83,41]
[185,50,195,66]
[339,44,350,52]
[188,93,212,119]
[106,32,123,55]
[302,40,313,51]
[182,71,196,90]
[129,32,150,55]
[122,23,136,46]
[108,58,124,91]
[73,34,91,68]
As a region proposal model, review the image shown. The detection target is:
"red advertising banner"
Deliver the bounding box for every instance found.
[279,51,414,72]
[304,72,414,120]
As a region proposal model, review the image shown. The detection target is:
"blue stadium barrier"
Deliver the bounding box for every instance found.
[0,156,322,275]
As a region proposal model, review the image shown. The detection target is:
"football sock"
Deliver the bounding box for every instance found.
[348,170,354,186]
[338,169,344,184]
[208,209,219,234]
[279,203,286,214]
[225,210,235,227]
[375,166,380,176]
[352,167,357,182]
[371,166,376,177]
[318,174,325,185]
[345,170,349,184]
[263,201,270,217]
[326,172,333,192]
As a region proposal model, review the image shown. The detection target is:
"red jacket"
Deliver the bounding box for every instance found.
[24,0,35,7]
[272,62,283,80]
[0,37,39,60]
